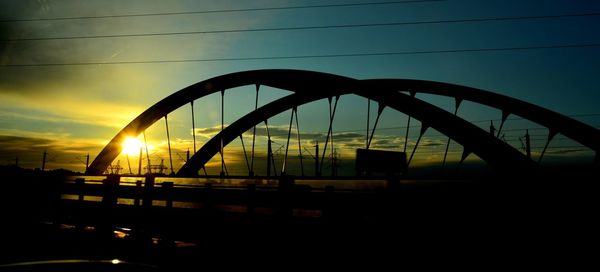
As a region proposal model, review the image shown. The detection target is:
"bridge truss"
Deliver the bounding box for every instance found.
[86,70,599,177]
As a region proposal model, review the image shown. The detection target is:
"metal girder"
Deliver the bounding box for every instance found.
[178,88,534,176]
[87,69,597,176]
[86,70,355,175]
[364,79,600,155]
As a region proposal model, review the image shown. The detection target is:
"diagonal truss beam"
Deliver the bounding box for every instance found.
[87,69,598,176]
[364,79,600,155]
[86,70,355,175]
[178,88,534,176]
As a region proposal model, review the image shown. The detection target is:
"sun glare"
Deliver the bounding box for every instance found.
[122,137,143,156]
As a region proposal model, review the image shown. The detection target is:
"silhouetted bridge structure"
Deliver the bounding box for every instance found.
[66,69,598,238]
[3,69,599,263]
[86,69,598,177]
[71,68,600,230]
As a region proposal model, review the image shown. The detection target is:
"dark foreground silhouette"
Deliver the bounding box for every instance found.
[0,166,596,270]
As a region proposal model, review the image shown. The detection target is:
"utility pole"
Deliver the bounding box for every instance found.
[267,137,272,177]
[138,148,142,176]
[315,142,320,177]
[331,148,336,177]
[41,150,47,171]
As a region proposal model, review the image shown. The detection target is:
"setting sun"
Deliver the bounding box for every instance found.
[122,137,143,156]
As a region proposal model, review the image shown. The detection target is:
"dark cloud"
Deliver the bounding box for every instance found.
[193,126,221,137]
[546,148,584,155]
[0,134,103,171]
[343,142,365,148]
[371,144,402,150]
[0,135,53,151]
[370,139,392,145]
[421,141,444,147]
[333,132,364,141]
[0,134,103,153]
[0,137,44,167]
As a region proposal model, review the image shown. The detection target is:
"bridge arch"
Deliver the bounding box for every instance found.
[87,70,355,175]
[364,79,600,156]
[86,69,598,176]
[178,87,534,176]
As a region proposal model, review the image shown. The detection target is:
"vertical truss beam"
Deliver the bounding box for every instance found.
[191,101,196,152]
[403,91,416,153]
[407,124,429,167]
[367,102,385,149]
[264,120,277,177]
[220,90,225,176]
[282,108,295,174]
[250,84,260,176]
[240,135,251,174]
[455,148,472,172]
[143,131,151,174]
[538,130,557,163]
[165,115,174,175]
[496,110,510,138]
[294,107,305,176]
[366,99,370,149]
[320,96,339,175]
[442,98,462,169]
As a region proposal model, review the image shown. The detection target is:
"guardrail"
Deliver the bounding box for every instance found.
[62,175,392,210]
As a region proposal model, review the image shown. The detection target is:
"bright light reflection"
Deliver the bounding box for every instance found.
[122,137,143,156]
[111,259,121,265]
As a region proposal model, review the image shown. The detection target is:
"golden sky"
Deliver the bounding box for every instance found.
[1,0,598,174]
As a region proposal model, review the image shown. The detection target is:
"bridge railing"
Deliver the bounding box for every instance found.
[60,175,395,217]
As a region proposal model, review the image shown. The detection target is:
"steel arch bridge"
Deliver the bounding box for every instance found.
[86,69,599,176]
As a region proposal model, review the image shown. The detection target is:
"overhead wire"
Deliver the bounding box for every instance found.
[2,43,599,67]
[0,0,445,23]
[2,12,599,42]
[1,1,597,162]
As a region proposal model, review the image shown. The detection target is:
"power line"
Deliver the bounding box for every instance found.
[2,43,599,67]
[3,12,599,42]
[0,0,444,23]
